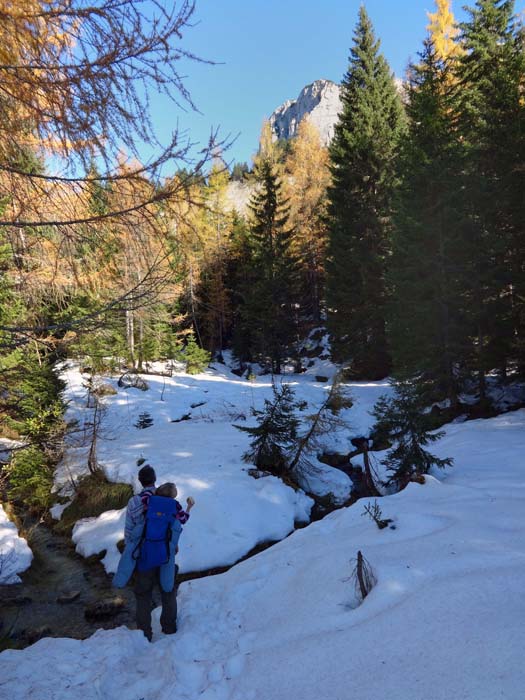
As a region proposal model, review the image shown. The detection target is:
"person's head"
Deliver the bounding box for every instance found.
[155,482,178,499]
[138,464,156,488]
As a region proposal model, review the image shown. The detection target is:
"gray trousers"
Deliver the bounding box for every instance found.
[134,567,178,640]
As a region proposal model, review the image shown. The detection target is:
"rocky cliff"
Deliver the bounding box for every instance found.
[269,79,342,146]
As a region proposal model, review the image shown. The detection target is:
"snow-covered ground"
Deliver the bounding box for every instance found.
[55,361,388,574]
[0,504,32,584]
[1,385,524,698]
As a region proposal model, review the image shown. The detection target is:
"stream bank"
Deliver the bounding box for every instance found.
[0,512,135,650]
[0,503,338,650]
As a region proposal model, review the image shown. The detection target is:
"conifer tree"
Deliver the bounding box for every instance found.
[196,162,233,356]
[285,121,330,324]
[326,7,406,378]
[228,213,257,363]
[372,380,453,488]
[244,153,297,374]
[388,38,466,406]
[455,0,524,395]
[235,382,300,475]
[427,0,463,61]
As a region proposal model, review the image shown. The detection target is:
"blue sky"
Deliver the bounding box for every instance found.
[149,1,472,167]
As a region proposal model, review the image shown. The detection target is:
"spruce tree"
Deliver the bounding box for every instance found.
[513,26,525,375]
[245,157,297,374]
[228,212,257,364]
[326,6,405,378]
[372,380,453,488]
[235,382,300,475]
[388,38,466,406]
[455,0,524,395]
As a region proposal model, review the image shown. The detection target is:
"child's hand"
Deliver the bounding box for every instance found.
[186,496,195,511]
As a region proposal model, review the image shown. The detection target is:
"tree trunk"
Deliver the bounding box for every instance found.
[363,445,380,497]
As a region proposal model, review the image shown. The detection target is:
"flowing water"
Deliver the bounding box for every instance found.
[0,513,135,649]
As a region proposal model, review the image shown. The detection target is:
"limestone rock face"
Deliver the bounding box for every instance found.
[269,79,342,146]
[225,180,253,213]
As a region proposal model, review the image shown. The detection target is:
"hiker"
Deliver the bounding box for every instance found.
[113,465,195,641]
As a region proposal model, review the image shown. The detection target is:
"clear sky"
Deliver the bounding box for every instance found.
[149,0,514,168]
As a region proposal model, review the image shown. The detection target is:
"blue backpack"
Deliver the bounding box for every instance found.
[135,495,179,571]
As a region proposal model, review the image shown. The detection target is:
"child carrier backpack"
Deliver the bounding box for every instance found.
[135,495,178,571]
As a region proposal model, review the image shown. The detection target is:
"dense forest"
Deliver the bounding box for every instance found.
[1,0,524,510]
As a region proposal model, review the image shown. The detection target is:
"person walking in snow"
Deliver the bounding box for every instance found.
[113,464,195,641]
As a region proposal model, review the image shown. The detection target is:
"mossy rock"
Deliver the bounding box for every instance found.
[92,383,118,397]
[54,473,132,536]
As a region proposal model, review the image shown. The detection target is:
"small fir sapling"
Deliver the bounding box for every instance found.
[178,335,211,375]
[372,380,453,488]
[134,412,154,429]
[361,500,393,530]
[235,382,300,475]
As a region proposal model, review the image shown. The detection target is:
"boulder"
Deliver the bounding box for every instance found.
[92,382,118,397]
[84,597,126,621]
[117,373,149,391]
[318,451,350,468]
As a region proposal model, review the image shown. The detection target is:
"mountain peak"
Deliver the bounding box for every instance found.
[269,79,342,146]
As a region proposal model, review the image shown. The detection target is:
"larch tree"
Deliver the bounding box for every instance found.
[427,0,463,61]
[196,162,233,357]
[0,0,219,351]
[285,121,330,325]
[326,6,406,379]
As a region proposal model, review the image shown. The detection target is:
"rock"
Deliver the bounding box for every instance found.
[225,180,254,215]
[23,626,51,644]
[315,375,329,383]
[117,372,149,391]
[2,594,32,607]
[247,468,272,479]
[92,382,118,397]
[318,452,350,468]
[350,436,370,450]
[84,597,126,621]
[57,590,81,604]
[269,79,343,147]
[171,412,192,423]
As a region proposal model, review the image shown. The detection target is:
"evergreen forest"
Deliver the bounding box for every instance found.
[0,1,524,544]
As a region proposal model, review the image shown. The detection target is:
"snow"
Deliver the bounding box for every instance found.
[57,360,384,574]
[0,504,32,584]
[294,457,352,505]
[0,438,24,464]
[1,396,524,699]
[49,500,71,520]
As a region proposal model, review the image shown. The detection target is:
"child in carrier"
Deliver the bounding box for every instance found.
[156,481,195,526]
[114,471,195,641]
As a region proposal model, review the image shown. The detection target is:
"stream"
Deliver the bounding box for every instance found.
[0,470,358,650]
[0,513,135,650]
